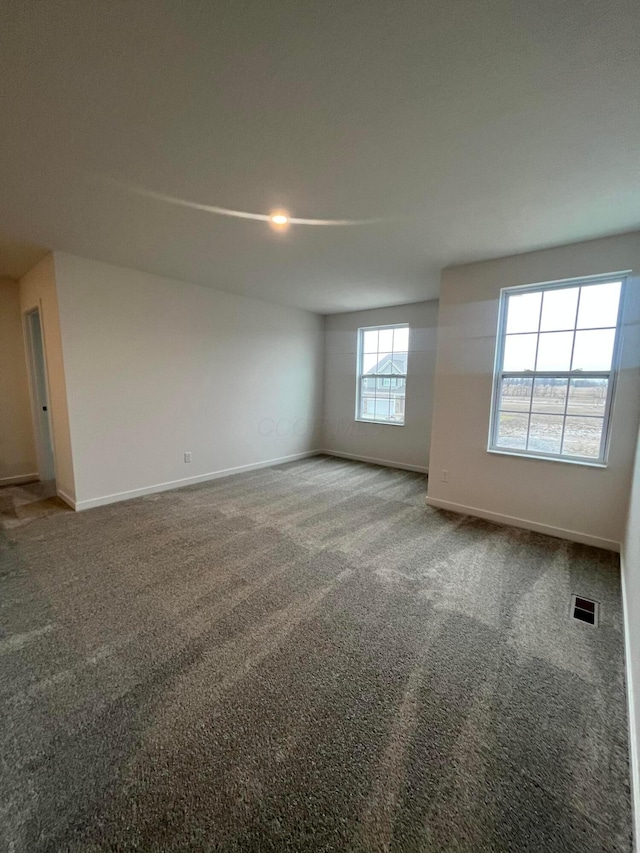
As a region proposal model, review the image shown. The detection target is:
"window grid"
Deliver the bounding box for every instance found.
[489,275,626,464]
[356,324,409,426]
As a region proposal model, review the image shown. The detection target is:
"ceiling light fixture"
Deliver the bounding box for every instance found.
[103,178,392,226]
[269,210,290,231]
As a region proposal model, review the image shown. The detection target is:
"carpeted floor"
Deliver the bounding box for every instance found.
[0,456,631,851]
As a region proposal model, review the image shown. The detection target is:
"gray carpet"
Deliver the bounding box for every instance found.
[0,456,631,852]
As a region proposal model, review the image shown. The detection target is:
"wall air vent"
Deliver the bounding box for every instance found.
[570,594,599,626]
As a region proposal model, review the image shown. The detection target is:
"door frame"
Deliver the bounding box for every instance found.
[23,305,56,482]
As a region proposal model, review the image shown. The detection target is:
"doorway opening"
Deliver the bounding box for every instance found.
[24,307,56,484]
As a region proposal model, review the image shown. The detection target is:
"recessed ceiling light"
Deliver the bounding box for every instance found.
[269,210,290,230]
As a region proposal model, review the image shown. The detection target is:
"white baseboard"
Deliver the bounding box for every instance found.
[73,450,323,511]
[621,547,640,853]
[56,488,77,510]
[321,449,428,474]
[425,496,620,552]
[0,473,38,486]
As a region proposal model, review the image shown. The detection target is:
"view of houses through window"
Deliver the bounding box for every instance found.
[357,324,409,424]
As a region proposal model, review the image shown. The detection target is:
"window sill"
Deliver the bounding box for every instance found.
[355,418,405,427]
[487,448,607,468]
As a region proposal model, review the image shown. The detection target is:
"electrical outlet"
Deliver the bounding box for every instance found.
[184,452,192,463]
[441,469,449,483]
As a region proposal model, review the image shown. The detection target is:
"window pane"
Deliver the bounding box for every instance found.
[361,395,375,418]
[527,414,564,454]
[567,378,608,416]
[503,333,537,371]
[500,377,532,412]
[535,331,573,371]
[572,329,615,371]
[378,328,393,352]
[540,287,579,331]
[496,412,529,450]
[506,292,541,334]
[531,378,567,414]
[376,353,393,374]
[562,417,604,459]
[393,326,409,352]
[577,282,621,329]
[374,392,391,421]
[358,326,409,424]
[362,352,379,372]
[491,279,622,463]
[391,385,406,423]
[363,330,378,353]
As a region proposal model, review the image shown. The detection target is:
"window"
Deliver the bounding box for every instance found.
[356,324,409,425]
[489,274,626,464]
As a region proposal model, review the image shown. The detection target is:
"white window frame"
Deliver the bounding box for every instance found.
[356,323,409,426]
[488,272,628,466]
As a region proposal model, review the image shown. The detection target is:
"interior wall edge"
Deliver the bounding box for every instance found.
[55,488,76,510]
[19,253,77,499]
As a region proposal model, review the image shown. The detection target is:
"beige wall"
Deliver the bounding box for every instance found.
[427,231,640,550]
[624,424,640,849]
[52,252,324,508]
[0,279,37,482]
[19,254,76,501]
[322,301,439,471]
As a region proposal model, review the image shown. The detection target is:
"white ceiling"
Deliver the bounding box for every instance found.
[0,0,638,313]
